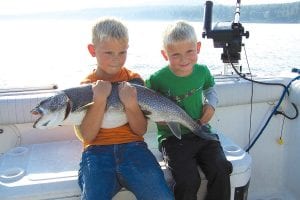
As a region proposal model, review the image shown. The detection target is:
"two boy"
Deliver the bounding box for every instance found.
[77,18,232,200]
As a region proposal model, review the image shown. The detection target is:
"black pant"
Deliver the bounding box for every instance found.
[161,134,232,200]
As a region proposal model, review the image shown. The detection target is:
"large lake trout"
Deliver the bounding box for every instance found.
[31,81,217,141]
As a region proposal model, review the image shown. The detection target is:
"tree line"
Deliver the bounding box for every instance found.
[2,1,300,23]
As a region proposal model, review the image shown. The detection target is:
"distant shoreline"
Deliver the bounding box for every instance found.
[1,2,300,23]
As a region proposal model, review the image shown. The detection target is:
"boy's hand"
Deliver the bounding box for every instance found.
[92,80,112,104]
[199,104,215,125]
[118,81,138,108]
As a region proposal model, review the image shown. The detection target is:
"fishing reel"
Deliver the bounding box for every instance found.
[202,0,249,67]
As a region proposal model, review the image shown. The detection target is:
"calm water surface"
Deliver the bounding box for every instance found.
[0,20,299,88]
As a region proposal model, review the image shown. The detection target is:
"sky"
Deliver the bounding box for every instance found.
[0,0,298,15]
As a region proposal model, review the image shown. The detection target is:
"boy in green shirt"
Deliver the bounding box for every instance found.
[146,21,232,200]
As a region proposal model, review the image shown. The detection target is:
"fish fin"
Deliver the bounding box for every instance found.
[128,78,144,86]
[167,122,182,139]
[64,99,72,120]
[194,126,219,141]
[141,109,151,119]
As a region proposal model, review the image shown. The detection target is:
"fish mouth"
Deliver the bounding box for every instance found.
[30,101,71,128]
[30,107,44,128]
[31,107,42,116]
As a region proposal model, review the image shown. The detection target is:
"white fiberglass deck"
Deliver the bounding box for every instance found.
[0,74,300,199]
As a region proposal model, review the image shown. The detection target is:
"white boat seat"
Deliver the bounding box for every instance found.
[0,132,251,200]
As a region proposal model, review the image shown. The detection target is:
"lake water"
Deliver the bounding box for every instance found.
[1,19,300,89]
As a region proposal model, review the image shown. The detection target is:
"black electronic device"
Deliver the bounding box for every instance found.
[202,0,249,65]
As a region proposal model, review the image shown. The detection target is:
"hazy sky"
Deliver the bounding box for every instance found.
[0,0,298,15]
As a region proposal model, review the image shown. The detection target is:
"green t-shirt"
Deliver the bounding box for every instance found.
[146,64,215,145]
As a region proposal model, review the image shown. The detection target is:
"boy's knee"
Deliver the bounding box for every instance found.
[215,157,233,175]
[219,159,233,175]
[175,173,201,189]
[204,159,232,182]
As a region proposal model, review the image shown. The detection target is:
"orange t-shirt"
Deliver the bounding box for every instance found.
[75,67,144,149]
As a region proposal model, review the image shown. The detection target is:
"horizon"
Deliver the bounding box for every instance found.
[1,0,299,15]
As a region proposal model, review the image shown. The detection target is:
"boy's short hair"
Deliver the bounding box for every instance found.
[92,17,128,45]
[162,21,197,48]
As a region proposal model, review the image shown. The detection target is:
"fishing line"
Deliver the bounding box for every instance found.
[243,46,254,150]
[201,0,299,151]
[229,50,288,91]
[225,47,300,152]
[239,45,299,123]
[279,116,286,141]
[244,75,300,152]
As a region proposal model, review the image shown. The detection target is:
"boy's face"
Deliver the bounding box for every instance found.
[88,38,128,76]
[161,40,200,77]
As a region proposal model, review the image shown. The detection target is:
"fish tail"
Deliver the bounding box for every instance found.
[194,127,219,141]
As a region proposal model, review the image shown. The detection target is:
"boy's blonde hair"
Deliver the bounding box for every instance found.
[162,21,197,48]
[92,18,128,45]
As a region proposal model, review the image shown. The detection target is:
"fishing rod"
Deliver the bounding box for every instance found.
[202,0,249,67]
[202,1,300,152]
[202,0,287,90]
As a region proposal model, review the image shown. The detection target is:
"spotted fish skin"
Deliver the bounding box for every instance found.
[31,82,217,141]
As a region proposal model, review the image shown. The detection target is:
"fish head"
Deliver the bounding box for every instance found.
[31,92,71,129]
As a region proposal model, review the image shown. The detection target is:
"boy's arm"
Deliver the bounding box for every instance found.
[79,80,112,142]
[199,104,215,125]
[118,81,147,136]
[199,86,218,125]
[203,86,218,109]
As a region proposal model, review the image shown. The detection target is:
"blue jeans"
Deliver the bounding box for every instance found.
[78,141,174,200]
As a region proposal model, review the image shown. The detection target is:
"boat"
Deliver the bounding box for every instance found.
[1,69,299,200]
[1,1,300,200]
